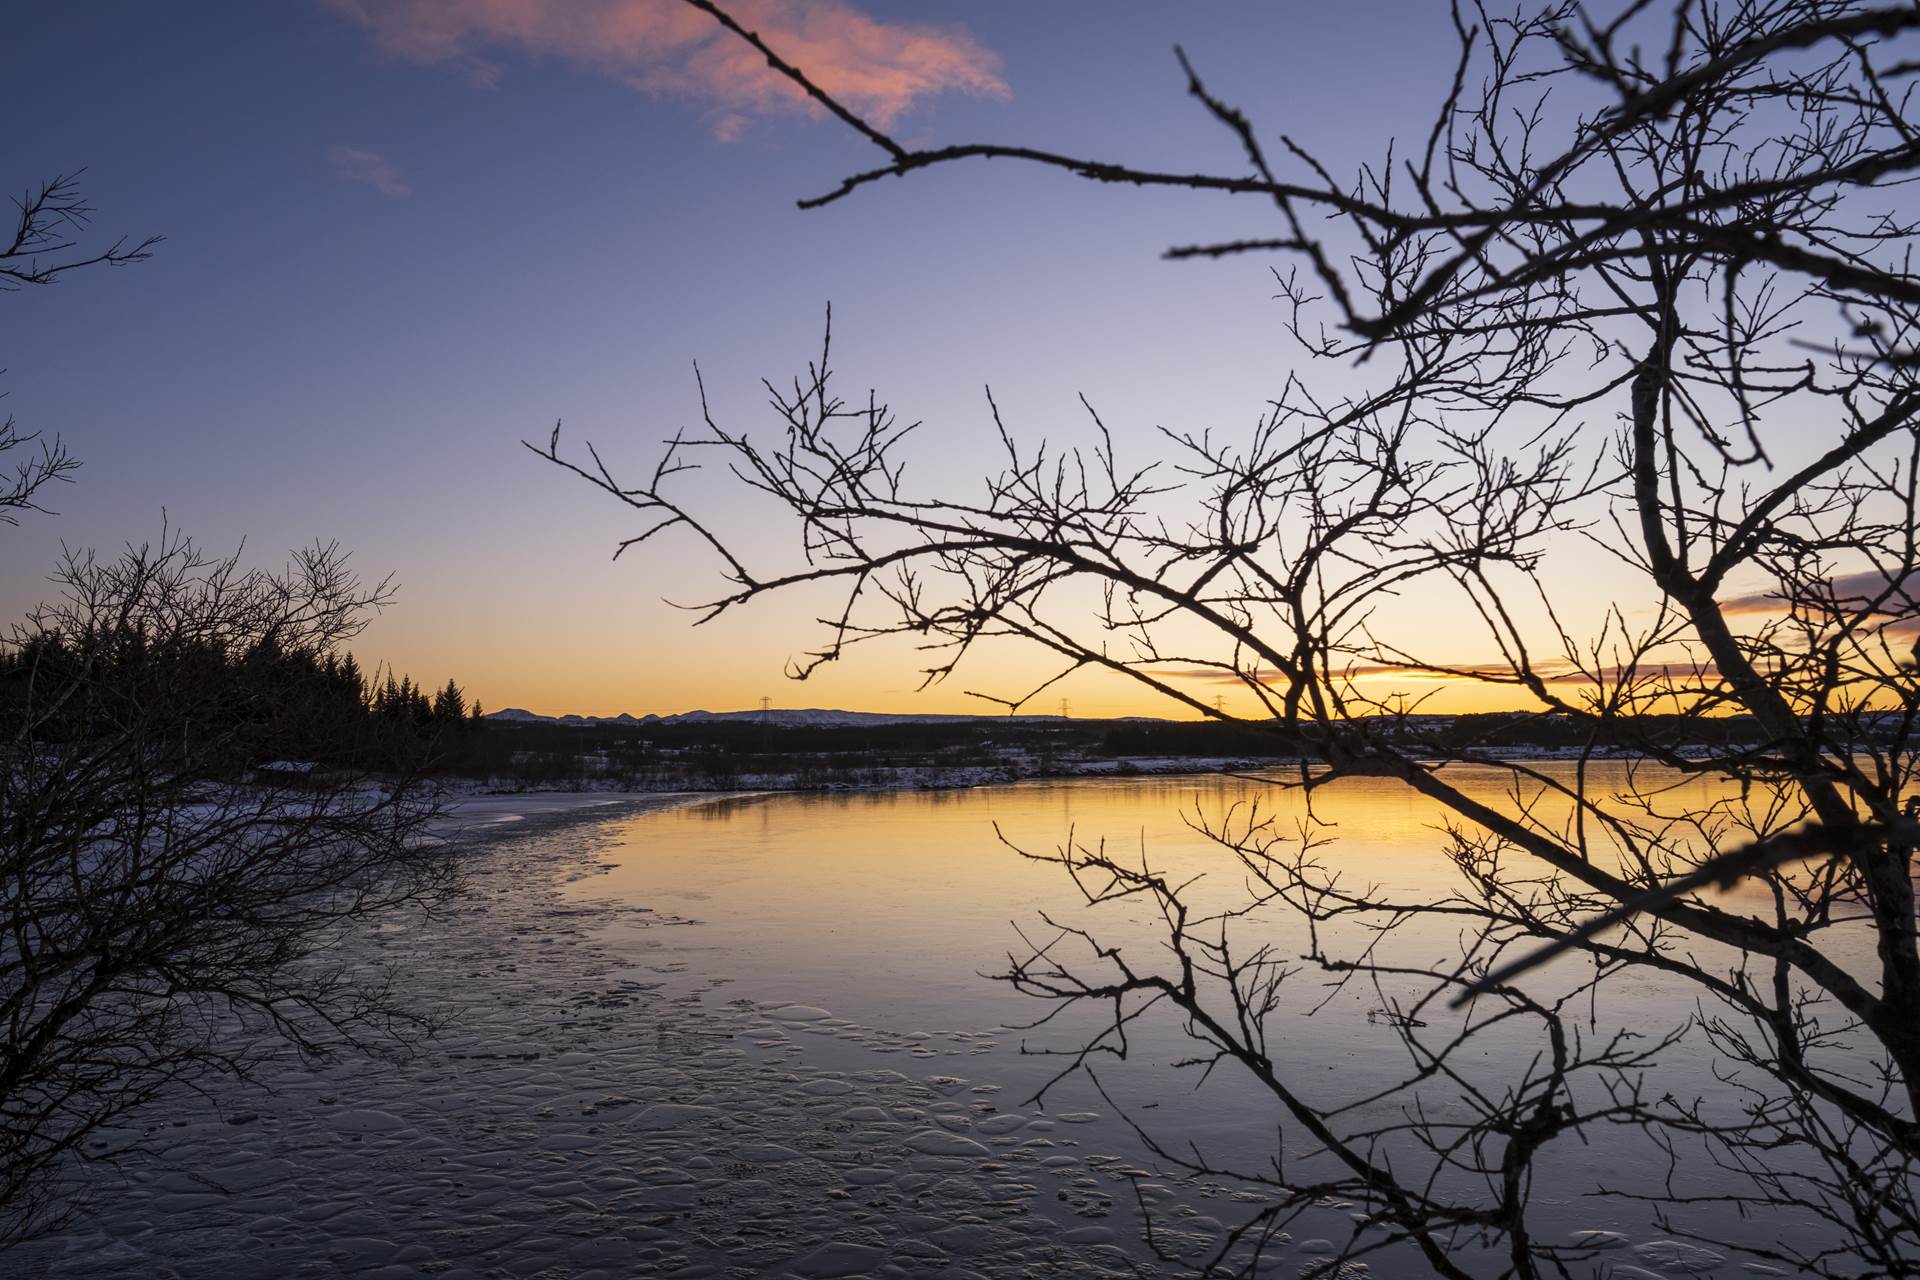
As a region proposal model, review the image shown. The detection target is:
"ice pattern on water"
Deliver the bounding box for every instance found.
[13,799,1670,1279]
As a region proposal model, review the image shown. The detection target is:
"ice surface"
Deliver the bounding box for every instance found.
[12,790,1695,1278]
[10,793,1365,1278]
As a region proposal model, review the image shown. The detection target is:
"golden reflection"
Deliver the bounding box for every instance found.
[574,763,1826,1031]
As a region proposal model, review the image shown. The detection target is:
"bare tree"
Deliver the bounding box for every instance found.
[0,171,158,526]
[0,172,158,292]
[0,533,453,1243]
[0,421,74,529]
[542,2,1920,1275]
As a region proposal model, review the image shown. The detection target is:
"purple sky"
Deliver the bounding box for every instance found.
[3,2,1593,716]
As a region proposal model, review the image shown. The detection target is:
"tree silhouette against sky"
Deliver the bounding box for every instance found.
[544,3,1920,1274]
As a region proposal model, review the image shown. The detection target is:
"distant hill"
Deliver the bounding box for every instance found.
[485,707,1092,728]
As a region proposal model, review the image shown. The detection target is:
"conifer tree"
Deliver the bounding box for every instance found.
[338,652,367,708]
[431,678,465,723]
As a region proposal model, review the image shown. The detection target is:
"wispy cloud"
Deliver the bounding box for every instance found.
[328,144,412,196]
[325,0,1008,138]
[1159,662,1719,688]
[1720,568,1917,617]
[1162,664,1528,686]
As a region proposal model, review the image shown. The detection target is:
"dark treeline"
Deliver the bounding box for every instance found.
[431,717,1048,787]
[477,711,1783,762]
[0,628,483,776]
[436,708,1855,791]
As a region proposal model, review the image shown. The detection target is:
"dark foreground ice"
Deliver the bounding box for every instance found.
[10,792,1751,1279]
[6,796,1309,1279]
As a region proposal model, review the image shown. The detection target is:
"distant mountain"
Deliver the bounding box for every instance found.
[484,707,1079,727]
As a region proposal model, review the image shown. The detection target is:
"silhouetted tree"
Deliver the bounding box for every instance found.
[0,534,455,1243]
[543,2,1920,1275]
[336,651,367,707]
[376,671,402,721]
[0,172,157,526]
[432,677,466,724]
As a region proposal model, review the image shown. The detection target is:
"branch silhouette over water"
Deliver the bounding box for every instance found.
[542,2,1920,1273]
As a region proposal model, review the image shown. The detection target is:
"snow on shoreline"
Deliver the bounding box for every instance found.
[437,745,1703,801]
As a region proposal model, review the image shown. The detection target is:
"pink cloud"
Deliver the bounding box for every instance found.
[328,144,412,196]
[325,0,1008,136]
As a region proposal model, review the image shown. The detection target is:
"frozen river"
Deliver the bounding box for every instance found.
[11,771,1851,1277]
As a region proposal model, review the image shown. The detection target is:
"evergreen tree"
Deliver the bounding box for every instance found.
[431,678,465,723]
[337,652,367,708]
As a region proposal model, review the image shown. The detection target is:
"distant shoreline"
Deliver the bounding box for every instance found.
[426,709,1815,795]
[441,747,1704,801]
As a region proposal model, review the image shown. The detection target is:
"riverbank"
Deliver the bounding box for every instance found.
[439,743,1709,799]
[440,753,1283,796]
[428,706,1790,797]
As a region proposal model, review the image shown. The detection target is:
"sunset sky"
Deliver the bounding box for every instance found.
[2,1,1672,718]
